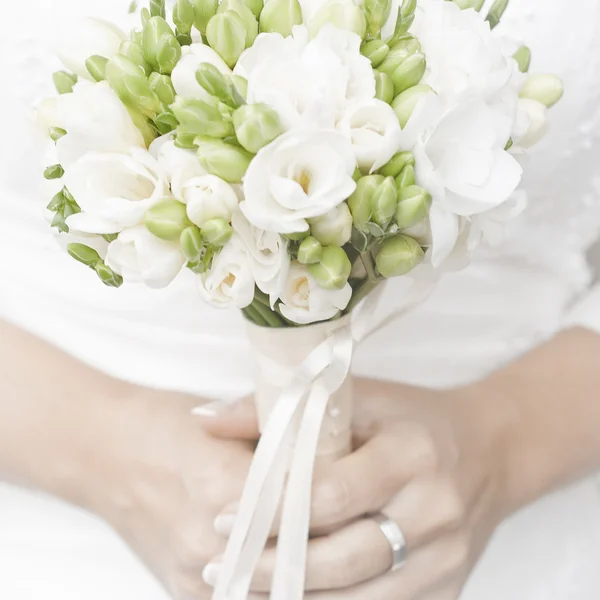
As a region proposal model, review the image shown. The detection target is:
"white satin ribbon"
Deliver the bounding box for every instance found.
[212,276,435,600]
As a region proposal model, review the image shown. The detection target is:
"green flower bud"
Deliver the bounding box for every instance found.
[297,236,323,265]
[218,0,259,46]
[513,45,531,74]
[371,176,397,228]
[149,72,176,105]
[391,52,426,95]
[155,111,180,134]
[308,204,353,247]
[129,1,139,14]
[47,190,65,212]
[174,0,196,34]
[362,0,392,38]
[120,41,152,75]
[180,226,205,261]
[95,262,124,288]
[106,54,162,118]
[191,0,219,34]
[53,71,77,95]
[391,0,417,37]
[85,55,108,82]
[49,127,67,143]
[377,36,420,75]
[395,164,415,189]
[375,234,424,278]
[309,0,367,39]
[206,11,247,68]
[395,185,431,229]
[392,84,433,128]
[44,164,64,180]
[171,97,234,138]
[374,71,394,104]
[361,39,389,68]
[485,0,509,30]
[150,0,166,18]
[142,16,182,74]
[519,74,564,108]
[141,7,151,26]
[347,174,384,230]
[196,137,253,183]
[308,246,352,290]
[202,217,233,246]
[244,0,264,19]
[452,0,485,9]
[232,75,248,100]
[146,198,191,241]
[196,63,244,108]
[128,109,159,145]
[67,243,102,267]
[259,0,303,37]
[176,131,199,149]
[378,151,414,177]
[233,103,283,153]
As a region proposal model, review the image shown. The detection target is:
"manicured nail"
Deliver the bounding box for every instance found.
[214,513,237,536]
[202,562,222,587]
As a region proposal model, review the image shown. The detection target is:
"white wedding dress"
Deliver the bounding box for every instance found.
[1,0,600,598]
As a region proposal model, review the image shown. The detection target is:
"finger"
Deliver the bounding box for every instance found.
[193,396,260,440]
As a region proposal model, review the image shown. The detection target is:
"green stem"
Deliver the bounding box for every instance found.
[345,278,381,313]
[360,250,378,282]
[242,305,266,326]
[251,298,284,328]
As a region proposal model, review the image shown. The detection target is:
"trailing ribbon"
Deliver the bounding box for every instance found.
[212,276,434,600]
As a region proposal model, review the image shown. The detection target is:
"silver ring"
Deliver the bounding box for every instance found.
[372,513,407,571]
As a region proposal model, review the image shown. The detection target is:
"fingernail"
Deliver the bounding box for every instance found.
[192,399,240,417]
[202,562,222,587]
[214,513,237,536]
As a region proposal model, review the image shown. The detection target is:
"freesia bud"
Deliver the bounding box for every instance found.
[95,262,124,288]
[513,45,531,74]
[145,198,192,241]
[375,234,423,278]
[297,236,323,265]
[233,103,283,153]
[196,63,244,107]
[206,11,247,68]
[53,71,77,95]
[44,164,64,180]
[377,36,420,75]
[395,185,431,229]
[309,0,367,38]
[149,72,176,105]
[308,204,353,247]
[128,108,160,145]
[348,175,384,230]
[395,164,415,189]
[308,246,352,290]
[202,217,234,246]
[378,150,414,177]
[391,0,417,37]
[485,0,509,30]
[120,40,152,75]
[85,55,108,81]
[374,71,394,104]
[452,0,484,9]
[361,39,389,68]
[371,177,397,228]
[232,75,248,100]
[142,16,182,75]
[176,132,199,149]
[362,0,392,37]
[67,243,102,267]
[218,0,258,46]
[391,52,426,95]
[171,97,234,138]
[244,0,264,19]
[106,54,162,117]
[49,127,67,143]
[392,84,433,128]
[173,0,196,34]
[259,0,303,37]
[519,74,564,108]
[150,0,166,18]
[180,226,204,261]
[196,137,253,183]
[190,0,219,34]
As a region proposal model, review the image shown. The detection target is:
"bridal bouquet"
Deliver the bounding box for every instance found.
[36,0,562,597]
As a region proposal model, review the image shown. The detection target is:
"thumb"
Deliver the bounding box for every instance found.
[193,396,260,441]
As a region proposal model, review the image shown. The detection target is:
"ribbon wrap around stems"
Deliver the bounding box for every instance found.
[212,278,434,600]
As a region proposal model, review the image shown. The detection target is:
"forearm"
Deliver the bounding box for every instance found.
[469,327,600,514]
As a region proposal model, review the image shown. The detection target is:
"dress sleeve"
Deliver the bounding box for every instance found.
[564,284,600,335]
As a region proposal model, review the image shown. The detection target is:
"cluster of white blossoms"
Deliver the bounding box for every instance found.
[37,0,563,326]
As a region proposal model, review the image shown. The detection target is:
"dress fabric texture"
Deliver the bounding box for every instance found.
[1,0,600,598]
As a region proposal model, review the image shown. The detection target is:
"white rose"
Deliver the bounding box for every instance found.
[64,148,168,234]
[52,82,144,168]
[232,211,290,306]
[241,129,357,234]
[512,98,549,149]
[337,99,403,173]
[279,263,352,325]
[171,43,232,101]
[182,175,240,227]
[56,18,126,80]
[197,235,256,309]
[106,226,185,289]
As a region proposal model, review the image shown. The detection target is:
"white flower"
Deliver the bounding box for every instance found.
[241,129,357,234]
[337,99,403,173]
[171,43,232,101]
[50,82,145,169]
[64,148,168,234]
[105,226,185,289]
[279,263,352,325]
[197,235,256,309]
[512,98,549,149]
[232,211,290,306]
[183,175,240,227]
[56,18,126,80]
[237,25,374,130]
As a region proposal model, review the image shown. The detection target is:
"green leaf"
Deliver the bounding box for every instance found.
[351,227,369,252]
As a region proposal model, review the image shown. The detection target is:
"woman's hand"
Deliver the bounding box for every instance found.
[200,377,517,600]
